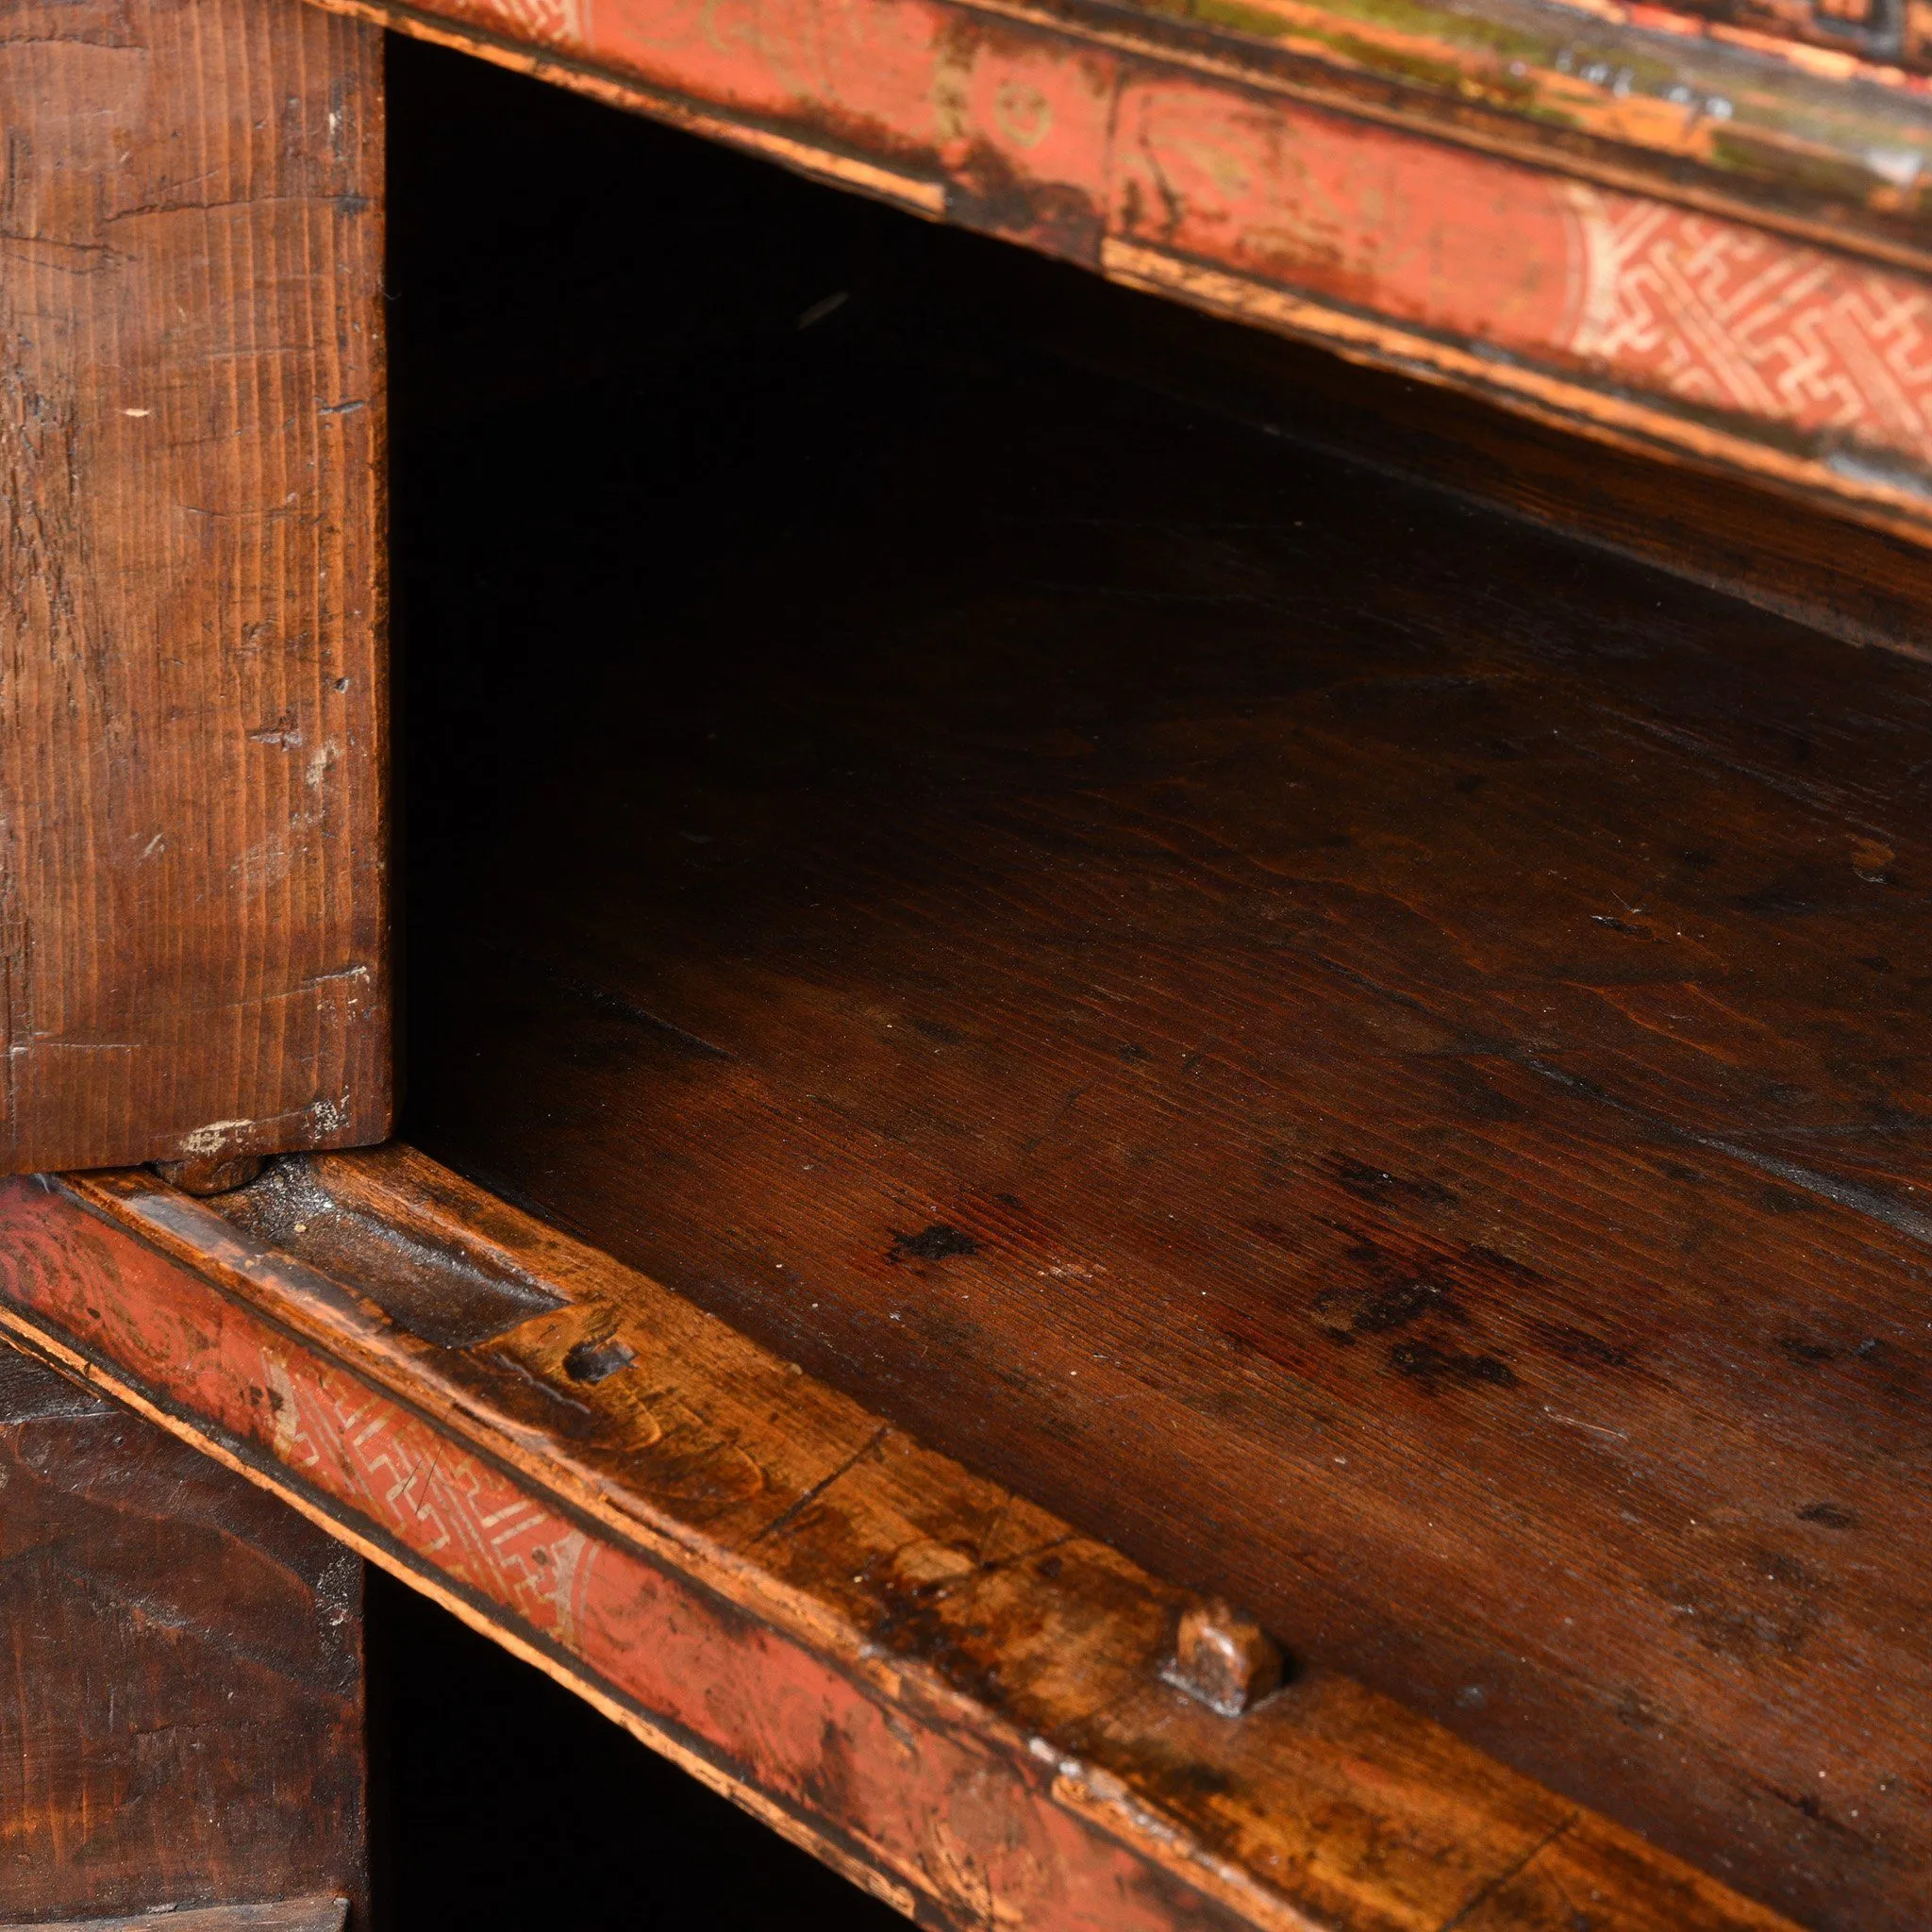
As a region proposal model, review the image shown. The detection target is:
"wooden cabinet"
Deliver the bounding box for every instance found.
[2,2,1928,1928]
[314,0,1932,539]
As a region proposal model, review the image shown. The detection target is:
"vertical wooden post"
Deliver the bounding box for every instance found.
[0,0,390,1174]
[0,1340,367,1924]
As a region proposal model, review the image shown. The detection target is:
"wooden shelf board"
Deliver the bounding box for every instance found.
[389,280,1932,1927]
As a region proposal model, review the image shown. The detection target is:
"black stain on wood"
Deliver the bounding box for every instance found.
[1388,1341,1518,1391]
[1333,1158,1458,1208]
[891,1224,981,1263]
[1797,1502,1858,1529]
[1656,1564,1822,1661]
[1531,1324,1637,1372]
[1353,1279,1458,1334]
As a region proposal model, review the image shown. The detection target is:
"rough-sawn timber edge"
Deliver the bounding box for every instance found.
[0,1150,1799,1932]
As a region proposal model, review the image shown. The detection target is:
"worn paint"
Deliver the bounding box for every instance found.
[1111,75,1932,466]
[325,0,1932,534]
[1129,0,1932,181]
[0,1187,1251,1932]
[0,1160,1803,1932]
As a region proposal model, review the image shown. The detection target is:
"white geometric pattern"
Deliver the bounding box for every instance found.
[1567,184,1932,459]
[263,1344,597,1645]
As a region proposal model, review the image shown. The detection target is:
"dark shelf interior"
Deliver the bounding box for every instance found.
[388,35,1932,1932]
[367,1570,901,1928]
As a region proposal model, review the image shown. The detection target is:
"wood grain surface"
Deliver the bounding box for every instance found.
[0,0,390,1174]
[0,1905,348,1932]
[0,1341,365,1923]
[379,195,1932,1929]
[0,1157,1801,1932]
[306,0,1932,538]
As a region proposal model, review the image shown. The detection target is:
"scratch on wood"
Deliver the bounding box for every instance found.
[1435,1814,1579,1932]
[752,1424,891,1545]
[1704,1141,1932,1250]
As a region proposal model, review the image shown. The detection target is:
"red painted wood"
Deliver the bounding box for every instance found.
[0,1178,1261,1932]
[325,0,1932,535]
[0,1161,1805,1932]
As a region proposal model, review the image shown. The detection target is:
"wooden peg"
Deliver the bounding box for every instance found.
[1162,1597,1284,1717]
[155,1154,268,1197]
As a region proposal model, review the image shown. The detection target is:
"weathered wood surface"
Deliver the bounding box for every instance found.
[1136,0,1932,114]
[0,1340,365,1924]
[0,1156,1799,1932]
[308,0,1932,537]
[0,0,390,1174]
[0,1904,349,1932]
[384,237,1932,1930]
[1576,0,1932,71]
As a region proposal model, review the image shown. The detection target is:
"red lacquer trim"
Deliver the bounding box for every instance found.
[0,1177,1287,1932]
[368,0,1932,526]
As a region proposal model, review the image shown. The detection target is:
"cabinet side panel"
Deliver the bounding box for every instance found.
[0,0,389,1174]
[0,1339,366,1923]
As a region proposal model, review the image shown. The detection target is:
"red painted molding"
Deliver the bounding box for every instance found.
[0,1157,1802,1932]
[310,0,1932,538]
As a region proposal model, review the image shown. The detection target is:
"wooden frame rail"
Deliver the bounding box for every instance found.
[308,0,1932,541]
[0,1149,1795,1931]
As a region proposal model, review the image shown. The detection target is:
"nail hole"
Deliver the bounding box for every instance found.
[564,1338,636,1383]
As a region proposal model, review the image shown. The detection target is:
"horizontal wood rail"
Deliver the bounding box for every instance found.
[0,1149,1796,1931]
[310,0,1932,540]
[2,1906,349,1932]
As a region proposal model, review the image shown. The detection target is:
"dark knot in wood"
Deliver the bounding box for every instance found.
[1161,1597,1284,1717]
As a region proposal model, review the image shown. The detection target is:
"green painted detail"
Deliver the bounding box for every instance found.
[1141,0,1544,62]
[1711,125,1917,198]
[1315,30,1540,104]
[1115,0,1932,220]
